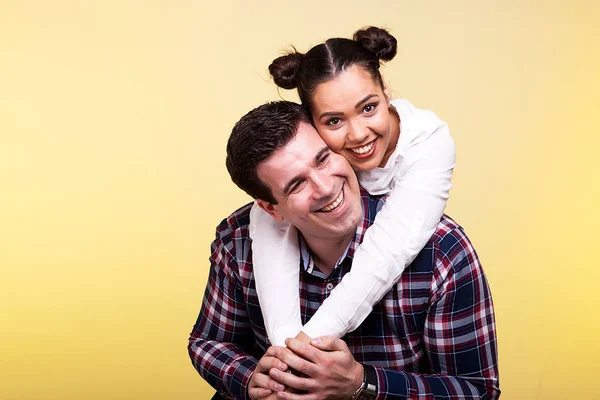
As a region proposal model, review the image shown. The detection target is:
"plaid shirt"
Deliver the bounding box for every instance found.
[189,191,500,399]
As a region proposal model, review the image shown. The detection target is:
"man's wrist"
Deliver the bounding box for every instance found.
[351,364,378,400]
[351,362,365,395]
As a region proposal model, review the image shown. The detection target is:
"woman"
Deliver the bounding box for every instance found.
[250,25,455,366]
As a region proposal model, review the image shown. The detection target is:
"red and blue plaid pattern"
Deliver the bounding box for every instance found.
[189,191,499,399]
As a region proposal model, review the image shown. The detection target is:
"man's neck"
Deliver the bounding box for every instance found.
[302,231,355,276]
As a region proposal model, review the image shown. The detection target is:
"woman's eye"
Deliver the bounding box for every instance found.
[363,103,377,113]
[326,118,340,126]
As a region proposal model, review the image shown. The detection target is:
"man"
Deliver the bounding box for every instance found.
[188,101,500,399]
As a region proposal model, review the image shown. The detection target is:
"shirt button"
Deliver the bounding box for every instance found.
[326,282,334,291]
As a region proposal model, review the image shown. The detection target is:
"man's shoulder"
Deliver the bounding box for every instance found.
[431,215,464,245]
[431,215,474,258]
[213,202,253,249]
[208,202,256,283]
[426,215,484,283]
[406,215,479,277]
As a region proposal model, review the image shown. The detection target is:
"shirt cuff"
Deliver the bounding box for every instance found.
[373,365,408,399]
[302,310,347,339]
[225,357,258,400]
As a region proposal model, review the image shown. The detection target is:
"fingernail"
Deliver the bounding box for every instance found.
[275,384,285,391]
[311,337,321,345]
[271,369,279,378]
[279,362,287,370]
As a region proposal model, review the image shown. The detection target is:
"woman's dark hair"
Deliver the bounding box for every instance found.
[269,26,397,108]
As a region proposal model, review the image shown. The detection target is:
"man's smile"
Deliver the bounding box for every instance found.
[318,186,345,212]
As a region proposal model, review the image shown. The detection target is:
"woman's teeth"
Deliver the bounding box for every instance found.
[349,141,374,155]
[320,189,344,212]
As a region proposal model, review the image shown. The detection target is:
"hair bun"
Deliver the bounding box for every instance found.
[269,50,304,90]
[353,26,397,62]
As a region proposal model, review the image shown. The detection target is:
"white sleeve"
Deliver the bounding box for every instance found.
[249,202,303,346]
[302,122,456,338]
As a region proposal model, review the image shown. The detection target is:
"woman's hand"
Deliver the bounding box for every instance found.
[248,346,289,400]
[270,336,364,399]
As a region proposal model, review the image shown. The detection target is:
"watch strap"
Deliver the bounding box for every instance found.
[351,364,378,400]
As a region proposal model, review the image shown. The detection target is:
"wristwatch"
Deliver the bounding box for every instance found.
[351,364,378,400]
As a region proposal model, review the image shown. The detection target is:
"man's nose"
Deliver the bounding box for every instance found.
[312,170,335,198]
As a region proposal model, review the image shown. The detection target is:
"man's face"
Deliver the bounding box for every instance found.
[256,122,363,242]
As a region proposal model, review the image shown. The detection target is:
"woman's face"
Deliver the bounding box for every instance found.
[310,65,399,171]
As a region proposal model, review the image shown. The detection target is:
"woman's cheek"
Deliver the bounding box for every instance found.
[320,131,338,150]
[380,113,392,134]
[318,126,344,151]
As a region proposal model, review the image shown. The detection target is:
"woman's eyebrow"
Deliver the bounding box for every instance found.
[354,94,378,109]
[318,110,343,120]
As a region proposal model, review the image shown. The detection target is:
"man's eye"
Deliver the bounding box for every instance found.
[327,118,340,126]
[291,180,305,193]
[318,153,330,166]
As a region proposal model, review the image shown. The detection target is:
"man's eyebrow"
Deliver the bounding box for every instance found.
[317,94,379,120]
[283,176,302,196]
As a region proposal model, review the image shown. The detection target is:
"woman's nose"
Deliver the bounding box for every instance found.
[347,119,369,144]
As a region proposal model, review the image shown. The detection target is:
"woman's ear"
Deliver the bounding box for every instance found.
[383,83,392,105]
[256,199,285,222]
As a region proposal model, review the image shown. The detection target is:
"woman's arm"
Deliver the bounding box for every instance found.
[303,115,456,338]
[249,203,303,346]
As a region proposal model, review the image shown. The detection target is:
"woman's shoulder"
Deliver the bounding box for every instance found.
[392,98,446,135]
[390,98,416,116]
[391,98,441,120]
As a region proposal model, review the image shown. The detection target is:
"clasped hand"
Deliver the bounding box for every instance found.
[248,335,364,400]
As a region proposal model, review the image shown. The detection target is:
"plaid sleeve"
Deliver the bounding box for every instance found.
[375,226,500,399]
[187,218,258,400]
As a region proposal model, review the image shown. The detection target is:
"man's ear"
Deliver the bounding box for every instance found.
[256,199,284,222]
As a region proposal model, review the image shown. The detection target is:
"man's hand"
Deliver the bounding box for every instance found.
[269,336,364,399]
[248,346,289,400]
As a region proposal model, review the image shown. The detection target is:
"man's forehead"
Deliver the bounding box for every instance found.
[257,123,328,190]
[268,122,325,163]
[295,121,324,142]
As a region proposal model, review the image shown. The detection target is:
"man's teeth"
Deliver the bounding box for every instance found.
[349,141,374,155]
[320,190,344,212]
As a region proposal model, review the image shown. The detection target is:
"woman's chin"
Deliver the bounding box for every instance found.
[347,156,382,171]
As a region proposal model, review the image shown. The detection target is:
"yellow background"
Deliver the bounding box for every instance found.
[1,1,599,399]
